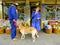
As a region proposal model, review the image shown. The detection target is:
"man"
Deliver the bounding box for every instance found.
[8,3,18,40]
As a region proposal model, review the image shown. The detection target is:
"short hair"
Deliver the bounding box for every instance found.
[35,5,40,9]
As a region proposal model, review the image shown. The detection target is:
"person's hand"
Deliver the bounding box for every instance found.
[13,19,16,26]
[37,18,40,20]
[14,22,17,27]
[13,19,16,22]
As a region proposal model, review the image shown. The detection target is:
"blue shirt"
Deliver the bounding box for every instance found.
[8,5,18,20]
[32,11,41,21]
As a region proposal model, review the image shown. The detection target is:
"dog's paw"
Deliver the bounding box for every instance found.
[33,40,35,43]
[21,37,25,39]
[37,35,39,38]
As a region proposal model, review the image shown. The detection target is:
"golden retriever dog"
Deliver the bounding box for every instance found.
[18,23,39,42]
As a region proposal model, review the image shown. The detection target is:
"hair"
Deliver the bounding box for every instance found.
[35,5,40,9]
[34,5,40,11]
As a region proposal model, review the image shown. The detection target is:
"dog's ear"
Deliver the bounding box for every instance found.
[21,23,24,26]
[26,22,30,27]
[22,22,26,26]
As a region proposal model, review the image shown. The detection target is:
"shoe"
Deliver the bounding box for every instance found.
[12,37,18,41]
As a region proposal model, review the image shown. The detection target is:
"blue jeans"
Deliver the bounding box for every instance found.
[10,20,16,39]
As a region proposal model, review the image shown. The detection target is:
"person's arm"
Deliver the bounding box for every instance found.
[37,12,41,20]
[32,11,36,20]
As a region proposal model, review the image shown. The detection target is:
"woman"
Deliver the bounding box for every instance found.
[31,6,41,31]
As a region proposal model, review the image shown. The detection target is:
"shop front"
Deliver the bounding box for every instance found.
[1,0,60,29]
[2,0,41,27]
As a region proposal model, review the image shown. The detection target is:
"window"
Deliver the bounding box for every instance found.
[42,4,59,20]
[57,5,60,20]
[2,2,25,20]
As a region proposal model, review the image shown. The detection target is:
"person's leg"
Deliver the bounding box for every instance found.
[11,25,16,39]
[35,21,41,31]
[10,20,17,40]
[31,21,35,28]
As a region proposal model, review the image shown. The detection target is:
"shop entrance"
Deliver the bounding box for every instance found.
[30,2,41,26]
[30,6,36,25]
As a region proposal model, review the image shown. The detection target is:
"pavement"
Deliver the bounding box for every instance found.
[0,31,60,45]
